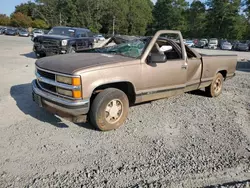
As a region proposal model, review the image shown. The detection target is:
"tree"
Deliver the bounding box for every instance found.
[186,0,206,38]
[0,14,10,26]
[205,0,245,39]
[32,19,49,28]
[10,12,32,27]
[14,1,37,18]
[153,0,189,33]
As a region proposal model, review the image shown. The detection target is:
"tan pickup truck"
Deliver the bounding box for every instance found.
[32,30,237,131]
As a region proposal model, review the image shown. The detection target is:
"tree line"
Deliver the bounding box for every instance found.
[1,0,250,40]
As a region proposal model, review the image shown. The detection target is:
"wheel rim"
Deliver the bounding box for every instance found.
[105,99,123,124]
[213,77,222,94]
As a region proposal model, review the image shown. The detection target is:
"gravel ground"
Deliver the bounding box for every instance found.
[0,35,249,188]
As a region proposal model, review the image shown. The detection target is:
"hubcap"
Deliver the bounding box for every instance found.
[105,99,123,124]
[213,77,222,93]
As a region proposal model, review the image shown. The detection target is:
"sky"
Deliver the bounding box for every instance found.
[0,0,199,16]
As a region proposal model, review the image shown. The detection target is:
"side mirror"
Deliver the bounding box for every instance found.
[150,53,166,63]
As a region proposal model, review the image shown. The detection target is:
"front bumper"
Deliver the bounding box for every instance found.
[32,80,90,123]
[33,43,67,56]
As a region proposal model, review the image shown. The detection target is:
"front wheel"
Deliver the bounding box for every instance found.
[205,73,224,97]
[89,88,129,131]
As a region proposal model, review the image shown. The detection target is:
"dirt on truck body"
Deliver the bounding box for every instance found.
[32,30,237,131]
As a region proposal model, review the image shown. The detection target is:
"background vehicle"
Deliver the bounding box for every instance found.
[208,38,218,49]
[200,38,208,46]
[0,27,4,35]
[18,28,29,37]
[235,42,249,51]
[31,29,44,41]
[195,39,206,48]
[33,26,94,57]
[32,30,237,131]
[94,34,105,42]
[185,40,194,47]
[5,28,17,36]
[220,41,232,50]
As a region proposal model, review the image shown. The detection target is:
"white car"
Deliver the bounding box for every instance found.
[31,30,44,41]
[208,38,218,49]
[185,40,194,47]
[96,34,105,41]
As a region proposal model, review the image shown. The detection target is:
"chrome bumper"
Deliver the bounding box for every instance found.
[32,80,90,116]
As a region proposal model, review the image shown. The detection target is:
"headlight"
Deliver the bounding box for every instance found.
[57,87,72,97]
[56,75,72,85]
[56,75,81,86]
[61,39,68,46]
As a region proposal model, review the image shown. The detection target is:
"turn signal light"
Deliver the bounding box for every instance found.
[72,77,81,86]
[73,90,82,98]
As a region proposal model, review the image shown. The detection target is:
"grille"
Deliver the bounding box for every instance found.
[38,81,56,93]
[41,39,60,51]
[37,69,55,80]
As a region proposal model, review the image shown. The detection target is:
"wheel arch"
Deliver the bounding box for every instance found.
[217,69,227,80]
[90,81,136,105]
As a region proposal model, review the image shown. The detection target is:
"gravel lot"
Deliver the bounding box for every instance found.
[0,35,249,188]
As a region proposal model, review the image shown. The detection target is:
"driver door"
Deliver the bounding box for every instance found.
[140,30,188,102]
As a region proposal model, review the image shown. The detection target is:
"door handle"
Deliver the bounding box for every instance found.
[181,64,188,69]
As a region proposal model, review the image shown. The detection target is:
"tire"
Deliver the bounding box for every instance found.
[89,88,129,131]
[205,73,224,97]
[68,46,76,53]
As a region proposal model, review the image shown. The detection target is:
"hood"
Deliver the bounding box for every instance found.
[38,34,71,40]
[35,53,134,74]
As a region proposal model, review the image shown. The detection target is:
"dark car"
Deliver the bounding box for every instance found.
[235,43,249,51]
[195,39,207,48]
[5,28,17,36]
[33,26,94,57]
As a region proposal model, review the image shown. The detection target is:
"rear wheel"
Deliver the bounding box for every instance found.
[205,73,224,97]
[89,88,129,131]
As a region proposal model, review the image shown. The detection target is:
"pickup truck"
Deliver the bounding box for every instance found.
[32,30,237,131]
[33,26,94,57]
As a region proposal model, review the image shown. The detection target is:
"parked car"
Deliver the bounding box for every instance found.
[0,28,4,35]
[208,38,218,49]
[195,39,207,48]
[185,40,194,47]
[200,38,208,46]
[220,41,232,50]
[31,29,44,41]
[32,30,237,131]
[33,26,94,57]
[95,34,105,42]
[18,28,29,37]
[5,28,17,36]
[235,42,249,51]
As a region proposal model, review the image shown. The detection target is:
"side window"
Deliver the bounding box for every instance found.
[87,32,93,37]
[150,40,181,61]
[76,30,87,38]
[81,32,87,37]
[161,42,181,60]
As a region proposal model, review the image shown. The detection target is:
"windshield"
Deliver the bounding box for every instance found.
[209,41,217,44]
[86,40,146,58]
[48,27,75,37]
